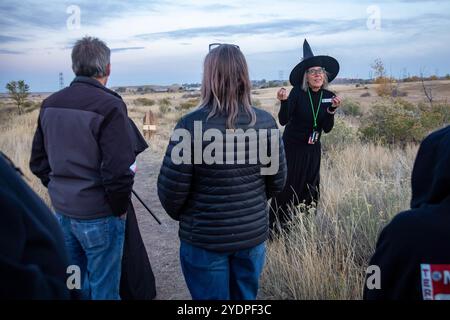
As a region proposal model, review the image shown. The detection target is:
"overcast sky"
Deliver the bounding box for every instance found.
[1,0,450,92]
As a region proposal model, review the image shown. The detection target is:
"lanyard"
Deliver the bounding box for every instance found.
[307,88,323,129]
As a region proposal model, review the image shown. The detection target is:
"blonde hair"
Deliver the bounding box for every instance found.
[302,69,329,92]
[199,44,256,129]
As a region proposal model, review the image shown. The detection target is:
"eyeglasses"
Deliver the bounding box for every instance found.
[209,43,240,51]
[307,67,326,75]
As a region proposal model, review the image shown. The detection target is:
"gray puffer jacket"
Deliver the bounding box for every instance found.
[157,106,286,252]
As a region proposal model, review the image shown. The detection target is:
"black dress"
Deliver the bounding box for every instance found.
[119,118,157,300]
[269,86,336,230]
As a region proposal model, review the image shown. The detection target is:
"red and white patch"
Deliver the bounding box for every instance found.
[421,264,450,300]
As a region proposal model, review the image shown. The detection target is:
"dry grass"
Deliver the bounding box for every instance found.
[0,108,51,206]
[261,142,417,299]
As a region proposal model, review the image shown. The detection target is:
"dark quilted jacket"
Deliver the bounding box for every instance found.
[157,106,287,252]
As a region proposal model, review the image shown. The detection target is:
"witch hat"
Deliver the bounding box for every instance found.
[289,39,340,86]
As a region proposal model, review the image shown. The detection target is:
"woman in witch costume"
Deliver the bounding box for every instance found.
[269,39,342,233]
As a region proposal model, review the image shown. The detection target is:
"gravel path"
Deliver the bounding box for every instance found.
[131,148,191,300]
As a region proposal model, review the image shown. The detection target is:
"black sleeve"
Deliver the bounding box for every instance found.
[278,100,289,126]
[0,254,71,299]
[322,108,335,133]
[0,192,71,299]
[265,120,287,199]
[321,91,336,133]
[128,117,149,156]
[30,112,51,187]
[157,118,193,221]
[99,103,136,216]
[363,222,401,300]
[278,86,299,126]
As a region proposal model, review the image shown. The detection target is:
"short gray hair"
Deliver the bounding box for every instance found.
[302,70,329,92]
[72,36,110,78]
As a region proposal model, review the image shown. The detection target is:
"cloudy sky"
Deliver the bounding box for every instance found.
[1,0,450,92]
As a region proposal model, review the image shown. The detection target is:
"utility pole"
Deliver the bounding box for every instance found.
[59,72,64,90]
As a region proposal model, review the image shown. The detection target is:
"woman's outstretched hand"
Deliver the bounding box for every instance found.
[277,88,288,101]
[331,96,342,108]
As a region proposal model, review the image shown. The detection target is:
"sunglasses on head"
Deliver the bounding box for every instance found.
[208,43,240,51]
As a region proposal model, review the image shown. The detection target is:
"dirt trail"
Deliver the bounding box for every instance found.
[132,148,191,300]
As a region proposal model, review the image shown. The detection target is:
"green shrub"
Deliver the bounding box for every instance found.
[134,98,155,106]
[176,98,199,111]
[159,104,170,114]
[253,98,262,107]
[419,102,450,129]
[359,99,449,146]
[340,99,362,117]
[182,92,201,99]
[360,92,371,98]
[391,85,408,97]
[158,98,171,107]
[22,100,41,113]
[374,77,393,96]
[321,118,359,151]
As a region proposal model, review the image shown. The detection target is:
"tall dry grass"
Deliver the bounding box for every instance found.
[261,141,417,299]
[0,109,51,206]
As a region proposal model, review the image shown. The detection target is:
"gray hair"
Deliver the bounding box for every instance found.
[72,36,110,78]
[301,69,329,92]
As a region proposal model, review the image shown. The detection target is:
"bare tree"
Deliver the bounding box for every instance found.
[371,58,386,78]
[420,71,433,106]
[371,59,392,96]
[5,80,30,114]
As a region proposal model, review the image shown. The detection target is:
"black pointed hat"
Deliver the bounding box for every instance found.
[289,39,340,86]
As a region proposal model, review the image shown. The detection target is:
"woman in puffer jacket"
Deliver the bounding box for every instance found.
[157,43,286,300]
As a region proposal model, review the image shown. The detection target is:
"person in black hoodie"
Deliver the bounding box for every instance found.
[0,152,72,299]
[364,125,450,300]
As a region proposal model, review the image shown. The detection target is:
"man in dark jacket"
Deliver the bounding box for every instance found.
[0,153,72,299]
[364,125,450,300]
[30,36,135,300]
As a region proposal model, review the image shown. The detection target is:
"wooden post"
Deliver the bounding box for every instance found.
[143,110,157,140]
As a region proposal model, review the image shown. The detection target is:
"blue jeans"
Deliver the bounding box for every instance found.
[56,213,125,300]
[180,241,266,300]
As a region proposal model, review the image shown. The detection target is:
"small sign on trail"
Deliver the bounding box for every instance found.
[143,110,157,140]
